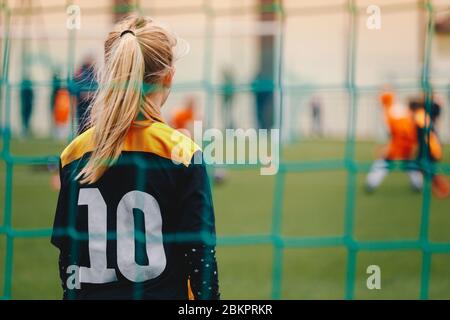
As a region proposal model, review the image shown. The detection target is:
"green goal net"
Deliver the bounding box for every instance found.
[1,0,450,300]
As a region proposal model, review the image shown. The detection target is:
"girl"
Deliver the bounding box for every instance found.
[51,15,219,300]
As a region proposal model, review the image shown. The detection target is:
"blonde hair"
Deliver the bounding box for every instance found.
[77,15,178,184]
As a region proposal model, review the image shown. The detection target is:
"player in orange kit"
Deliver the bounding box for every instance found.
[53,87,71,140]
[171,96,196,137]
[365,90,423,192]
[171,96,227,184]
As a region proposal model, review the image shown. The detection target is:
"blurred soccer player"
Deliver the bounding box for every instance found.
[221,67,235,129]
[51,15,219,300]
[52,87,71,140]
[72,52,97,134]
[410,94,450,198]
[20,77,34,136]
[365,90,422,192]
[171,96,196,136]
[310,95,323,137]
[170,97,227,184]
[50,69,62,132]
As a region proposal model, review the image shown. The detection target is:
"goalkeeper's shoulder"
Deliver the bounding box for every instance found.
[60,128,94,168]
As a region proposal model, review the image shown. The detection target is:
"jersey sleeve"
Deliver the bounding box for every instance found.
[51,160,76,297]
[51,160,69,251]
[177,151,220,300]
[51,160,80,254]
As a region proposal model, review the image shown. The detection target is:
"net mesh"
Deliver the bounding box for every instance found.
[1,0,450,300]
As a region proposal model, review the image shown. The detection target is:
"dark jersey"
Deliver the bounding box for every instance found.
[51,120,219,300]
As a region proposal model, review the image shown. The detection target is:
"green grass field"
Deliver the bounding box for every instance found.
[0,138,449,299]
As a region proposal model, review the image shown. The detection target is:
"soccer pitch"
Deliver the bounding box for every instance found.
[0,138,449,299]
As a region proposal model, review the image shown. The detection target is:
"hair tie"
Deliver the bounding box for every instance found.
[120,30,135,37]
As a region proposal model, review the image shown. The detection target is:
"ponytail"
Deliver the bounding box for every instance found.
[77,15,176,184]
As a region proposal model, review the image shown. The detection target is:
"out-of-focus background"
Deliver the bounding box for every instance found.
[0,0,450,299]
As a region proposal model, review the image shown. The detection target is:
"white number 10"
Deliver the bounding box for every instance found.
[77,188,166,284]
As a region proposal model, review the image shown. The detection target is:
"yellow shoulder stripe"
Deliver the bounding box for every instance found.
[60,122,201,168]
